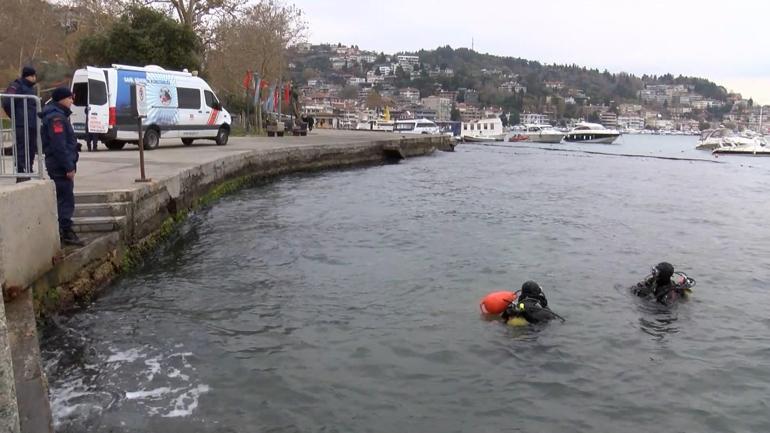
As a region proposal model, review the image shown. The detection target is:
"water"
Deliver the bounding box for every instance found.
[43,135,770,433]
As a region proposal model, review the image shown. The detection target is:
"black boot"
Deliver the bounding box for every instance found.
[61,229,85,247]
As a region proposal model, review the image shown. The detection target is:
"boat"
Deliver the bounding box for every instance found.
[711,133,770,156]
[564,122,621,144]
[523,124,566,143]
[393,118,440,135]
[461,118,505,142]
[696,128,767,151]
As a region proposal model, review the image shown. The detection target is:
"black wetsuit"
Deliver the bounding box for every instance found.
[632,277,686,305]
[501,295,559,324]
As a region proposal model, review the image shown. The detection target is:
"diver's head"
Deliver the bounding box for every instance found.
[653,262,675,284]
[520,281,543,298]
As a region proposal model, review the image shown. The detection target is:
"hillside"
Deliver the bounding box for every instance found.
[289,44,741,126]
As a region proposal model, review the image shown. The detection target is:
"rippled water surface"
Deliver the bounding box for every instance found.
[43,135,770,433]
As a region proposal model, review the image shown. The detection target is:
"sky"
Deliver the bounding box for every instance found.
[292,0,770,104]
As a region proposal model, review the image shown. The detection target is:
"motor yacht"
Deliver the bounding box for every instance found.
[564,122,621,144]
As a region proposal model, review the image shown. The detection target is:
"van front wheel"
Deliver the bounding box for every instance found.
[143,128,160,150]
[215,127,229,146]
[182,138,194,146]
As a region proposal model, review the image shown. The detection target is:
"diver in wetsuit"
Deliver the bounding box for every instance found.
[632,262,692,305]
[501,281,562,324]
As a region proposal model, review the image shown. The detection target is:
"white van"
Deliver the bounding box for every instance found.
[70,64,232,150]
[393,118,440,134]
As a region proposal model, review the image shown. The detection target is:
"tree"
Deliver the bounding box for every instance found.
[206,0,306,107]
[499,112,509,127]
[76,6,201,70]
[450,104,461,121]
[366,90,383,109]
[146,0,241,36]
[339,85,358,100]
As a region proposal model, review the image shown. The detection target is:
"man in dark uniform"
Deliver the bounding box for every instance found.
[2,66,39,182]
[40,87,84,246]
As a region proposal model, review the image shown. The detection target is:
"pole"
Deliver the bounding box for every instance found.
[135,115,150,183]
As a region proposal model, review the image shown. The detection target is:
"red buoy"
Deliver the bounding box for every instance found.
[480,291,517,315]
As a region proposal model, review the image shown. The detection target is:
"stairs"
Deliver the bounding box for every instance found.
[73,192,130,234]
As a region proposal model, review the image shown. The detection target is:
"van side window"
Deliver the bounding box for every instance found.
[89,80,107,105]
[73,83,88,106]
[178,87,201,109]
[204,90,219,109]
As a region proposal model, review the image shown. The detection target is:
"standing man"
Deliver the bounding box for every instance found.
[40,87,84,247]
[2,66,39,182]
[84,107,99,151]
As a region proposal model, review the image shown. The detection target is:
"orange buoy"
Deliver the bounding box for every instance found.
[480,291,517,315]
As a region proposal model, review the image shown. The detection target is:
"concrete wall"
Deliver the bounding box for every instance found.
[0,181,61,291]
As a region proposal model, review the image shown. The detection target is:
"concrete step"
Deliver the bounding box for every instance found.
[75,190,132,205]
[72,216,126,233]
[74,202,130,218]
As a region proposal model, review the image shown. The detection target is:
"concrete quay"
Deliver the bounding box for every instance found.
[0,130,451,433]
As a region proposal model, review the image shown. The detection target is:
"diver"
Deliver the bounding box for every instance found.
[632,262,695,305]
[501,281,563,325]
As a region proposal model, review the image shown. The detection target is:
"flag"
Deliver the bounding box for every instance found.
[253,75,262,106]
[242,70,252,90]
[284,82,291,104]
[264,86,275,112]
[273,84,280,112]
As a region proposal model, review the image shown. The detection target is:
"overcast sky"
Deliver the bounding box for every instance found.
[293,0,770,104]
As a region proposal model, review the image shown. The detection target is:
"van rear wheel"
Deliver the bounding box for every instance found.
[143,128,160,150]
[215,126,229,146]
[182,138,194,146]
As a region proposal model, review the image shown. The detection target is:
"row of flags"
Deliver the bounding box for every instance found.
[242,70,291,113]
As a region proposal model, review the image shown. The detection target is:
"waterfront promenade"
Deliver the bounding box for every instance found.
[1,130,438,191]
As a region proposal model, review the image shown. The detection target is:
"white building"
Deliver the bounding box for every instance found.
[399,87,421,103]
[521,113,550,125]
[397,55,420,66]
[347,77,366,86]
[617,116,645,131]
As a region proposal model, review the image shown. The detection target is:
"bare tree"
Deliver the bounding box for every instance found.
[205,0,306,131]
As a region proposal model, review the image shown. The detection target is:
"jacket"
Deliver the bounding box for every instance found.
[40,102,78,175]
[3,78,38,128]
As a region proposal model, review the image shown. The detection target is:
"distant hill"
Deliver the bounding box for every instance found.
[289,44,734,123]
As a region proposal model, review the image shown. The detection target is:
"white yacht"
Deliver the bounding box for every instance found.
[393,118,440,135]
[696,128,766,151]
[711,132,769,156]
[461,118,505,142]
[564,122,621,144]
[523,124,566,143]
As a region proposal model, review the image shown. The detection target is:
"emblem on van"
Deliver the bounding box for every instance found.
[159,87,172,106]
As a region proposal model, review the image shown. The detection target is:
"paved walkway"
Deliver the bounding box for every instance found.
[1,130,402,192]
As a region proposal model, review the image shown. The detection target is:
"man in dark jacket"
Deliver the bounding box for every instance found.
[40,87,84,246]
[501,281,562,324]
[2,66,39,182]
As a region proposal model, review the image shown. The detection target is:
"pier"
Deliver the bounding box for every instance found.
[0,130,451,433]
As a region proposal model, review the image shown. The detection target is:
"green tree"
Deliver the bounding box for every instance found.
[77,6,201,70]
[450,104,461,121]
[499,112,509,127]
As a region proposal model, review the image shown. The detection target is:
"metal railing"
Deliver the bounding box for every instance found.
[0,93,44,180]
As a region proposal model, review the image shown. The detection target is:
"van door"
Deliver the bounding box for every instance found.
[70,70,89,135]
[177,86,204,138]
[86,67,109,133]
[203,90,222,138]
